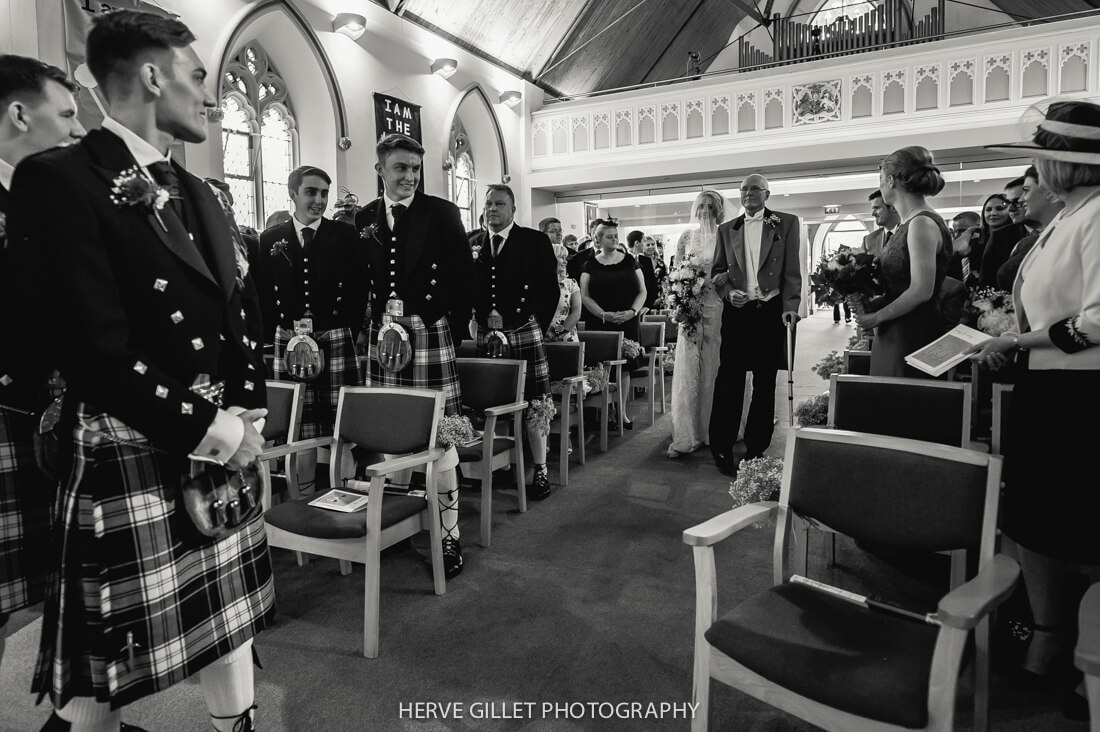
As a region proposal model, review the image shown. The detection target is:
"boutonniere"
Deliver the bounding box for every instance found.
[765,213,782,228]
[359,223,379,241]
[471,243,482,260]
[269,238,291,264]
[110,166,170,231]
[0,212,6,249]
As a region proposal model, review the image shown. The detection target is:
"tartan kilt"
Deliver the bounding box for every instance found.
[0,407,52,614]
[475,320,551,400]
[274,327,360,438]
[364,315,461,416]
[32,404,275,710]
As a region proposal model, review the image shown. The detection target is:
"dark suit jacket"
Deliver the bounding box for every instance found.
[566,247,595,282]
[253,217,368,342]
[8,128,266,455]
[636,254,659,308]
[353,193,474,343]
[472,225,559,331]
[938,276,968,332]
[978,221,1028,289]
[997,232,1038,291]
[712,208,802,315]
[861,228,887,257]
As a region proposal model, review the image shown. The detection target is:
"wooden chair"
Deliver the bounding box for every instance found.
[577,330,626,452]
[644,312,678,347]
[828,374,974,450]
[455,358,528,548]
[543,341,586,486]
[260,381,307,503]
[630,321,668,424]
[262,387,448,658]
[684,428,1018,732]
[842,348,872,375]
[1076,582,1100,732]
[991,383,1014,456]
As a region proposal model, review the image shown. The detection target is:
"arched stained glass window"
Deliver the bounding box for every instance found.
[448,117,476,232]
[220,43,297,230]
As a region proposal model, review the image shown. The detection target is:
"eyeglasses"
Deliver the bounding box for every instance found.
[1004,198,1022,209]
[740,186,768,193]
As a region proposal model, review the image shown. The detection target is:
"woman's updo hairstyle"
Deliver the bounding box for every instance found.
[881,145,946,197]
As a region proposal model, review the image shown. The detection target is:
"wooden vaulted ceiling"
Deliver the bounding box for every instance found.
[376,0,1100,98]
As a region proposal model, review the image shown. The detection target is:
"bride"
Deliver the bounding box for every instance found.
[668,190,743,458]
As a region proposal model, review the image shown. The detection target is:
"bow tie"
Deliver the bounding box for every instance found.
[744,213,764,222]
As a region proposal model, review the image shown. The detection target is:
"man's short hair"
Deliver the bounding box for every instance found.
[376,133,424,163]
[485,183,514,206]
[868,189,884,202]
[86,10,196,90]
[952,211,981,227]
[562,234,578,246]
[1024,165,1038,181]
[538,217,561,233]
[0,55,76,106]
[588,217,604,233]
[626,230,644,246]
[1004,176,1025,190]
[288,166,330,192]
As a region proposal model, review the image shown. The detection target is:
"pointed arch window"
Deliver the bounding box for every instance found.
[447,118,476,232]
[220,43,298,230]
[811,0,879,26]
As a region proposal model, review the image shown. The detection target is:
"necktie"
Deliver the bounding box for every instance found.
[962,256,971,282]
[391,203,406,230]
[147,161,183,222]
[491,233,503,258]
[883,229,893,245]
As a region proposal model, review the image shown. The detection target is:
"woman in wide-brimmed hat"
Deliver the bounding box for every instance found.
[973,99,1100,717]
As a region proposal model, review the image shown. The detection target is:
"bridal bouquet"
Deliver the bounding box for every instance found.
[809,250,881,307]
[668,254,709,339]
[971,287,1017,337]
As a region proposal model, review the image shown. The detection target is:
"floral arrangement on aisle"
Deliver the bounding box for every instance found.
[809,250,881,308]
[525,394,558,437]
[971,287,1018,336]
[811,350,844,380]
[847,332,870,351]
[668,254,709,339]
[729,456,784,507]
[584,362,610,394]
[795,393,829,427]
[436,415,476,448]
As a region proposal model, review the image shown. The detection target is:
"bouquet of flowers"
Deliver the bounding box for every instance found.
[971,287,1017,337]
[795,393,829,427]
[811,350,843,380]
[622,338,643,360]
[729,456,784,508]
[809,250,881,308]
[668,253,710,339]
[436,415,476,448]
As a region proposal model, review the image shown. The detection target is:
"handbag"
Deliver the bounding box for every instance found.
[180,461,263,540]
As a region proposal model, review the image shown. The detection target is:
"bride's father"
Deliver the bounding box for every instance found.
[709,174,801,474]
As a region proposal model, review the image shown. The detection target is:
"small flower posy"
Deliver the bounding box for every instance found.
[764,213,782,228]
[359,223,380,241]
[470,243,482,260]
[110,166,171,230]
[0,211,7,248]
[269,238,291,263]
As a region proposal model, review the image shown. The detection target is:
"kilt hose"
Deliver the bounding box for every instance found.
[365,315,462,416]
[32,405,275,710]
[274,327,360,438]
[0,406,52,615]
[474,319,551,400]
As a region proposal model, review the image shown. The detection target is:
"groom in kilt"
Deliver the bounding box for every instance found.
[355,133,474,578]
[472,184,560,499]
[0,54,84,677]
[9,11,272,730]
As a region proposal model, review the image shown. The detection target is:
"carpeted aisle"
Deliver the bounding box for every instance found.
[0,311,1083,731]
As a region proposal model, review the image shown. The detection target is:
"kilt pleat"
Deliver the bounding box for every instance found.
[0,407,52,614]
[274,327,361,438]
[364,315,461,416]
[32,405,275,710]
[474,320,551,399]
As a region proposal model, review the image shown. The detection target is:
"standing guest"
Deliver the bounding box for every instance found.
[862,189,899,257]
[539,216,563,248]
[979,178,1030,288]
[547,243,581,342]
[975,101,1100,716]
[709,174,801,474]
[264,208,291,229]
[947,210,983,287]
[580,219,647,343]
[998,165,1064,290]
[355,133,473,578]
[667,190,728,459]
[9,11,272,731]
[255,166,366,436]
[644,236,668,294]
[205,177,259,265]
[566,218,601,281]
[472,185,559,499]
[0,53,83,696]
[562,233,578,254]
[855,146,950,377]
[628,230,660,309]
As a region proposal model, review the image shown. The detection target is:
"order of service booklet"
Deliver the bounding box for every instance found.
[905,324,992,377]
[308,488,370,513]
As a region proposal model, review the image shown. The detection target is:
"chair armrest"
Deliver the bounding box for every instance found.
[936,554,1020,630]
[605,359,628,366]
[682,502,779,547]
[561,375,587,384]
[1075,583,1100,676]
[653,346,669,352]
[360,447,447,477]
[260,436,333,460]
[484,400,529,417]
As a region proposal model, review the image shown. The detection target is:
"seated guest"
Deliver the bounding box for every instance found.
[547,244,581,342]
[998,165,1064,291]
[947,210,983,287]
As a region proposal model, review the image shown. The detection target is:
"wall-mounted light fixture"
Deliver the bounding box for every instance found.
[499,90,522,107]
[431,58,458,78]
[333,13,366,40]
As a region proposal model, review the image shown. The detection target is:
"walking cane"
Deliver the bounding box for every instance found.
[785,318,795,426]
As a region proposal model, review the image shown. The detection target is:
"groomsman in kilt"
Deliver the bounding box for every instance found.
[8,11,272,731]
[355,133,474,578]
[472,184,560,499]
[0,54,84,679]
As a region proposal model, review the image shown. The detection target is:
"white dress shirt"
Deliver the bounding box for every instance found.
[384,190,415,231]
[486,221,515,256]
[292,215,322,246]
[743,211,764,299]
[0,157,14,190]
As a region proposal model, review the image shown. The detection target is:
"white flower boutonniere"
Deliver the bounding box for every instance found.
[0,212,6,249]
[269,238,291,264]
[765,213,782,228]
[359,223,379,241]
[471,243,482,260]
[110,166,171,231]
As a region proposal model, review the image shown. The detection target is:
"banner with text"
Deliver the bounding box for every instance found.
[373,92,424,196]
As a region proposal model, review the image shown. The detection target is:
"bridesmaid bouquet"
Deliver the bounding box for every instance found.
[809,250,881,307]
[729,456,784,508]
[668,254,709,338]
[970,287,1017,336]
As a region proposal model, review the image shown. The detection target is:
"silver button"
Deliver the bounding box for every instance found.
[244,380,254,391]
[431,264,438,270]
[0,375,11,386]
[155,385,169,398]
[191,338,204,350]
[133,361,148,375]
[430,279,437,286]
[153,278,168,292]
[181,402,193,415]
[170,311,184,324]
[425,294,432,301]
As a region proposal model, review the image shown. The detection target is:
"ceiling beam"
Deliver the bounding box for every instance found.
[535,0,594,81]
[638,0,708,83]
[762,0,776,20]
[721,0,767,26]
[387,0,407,15]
